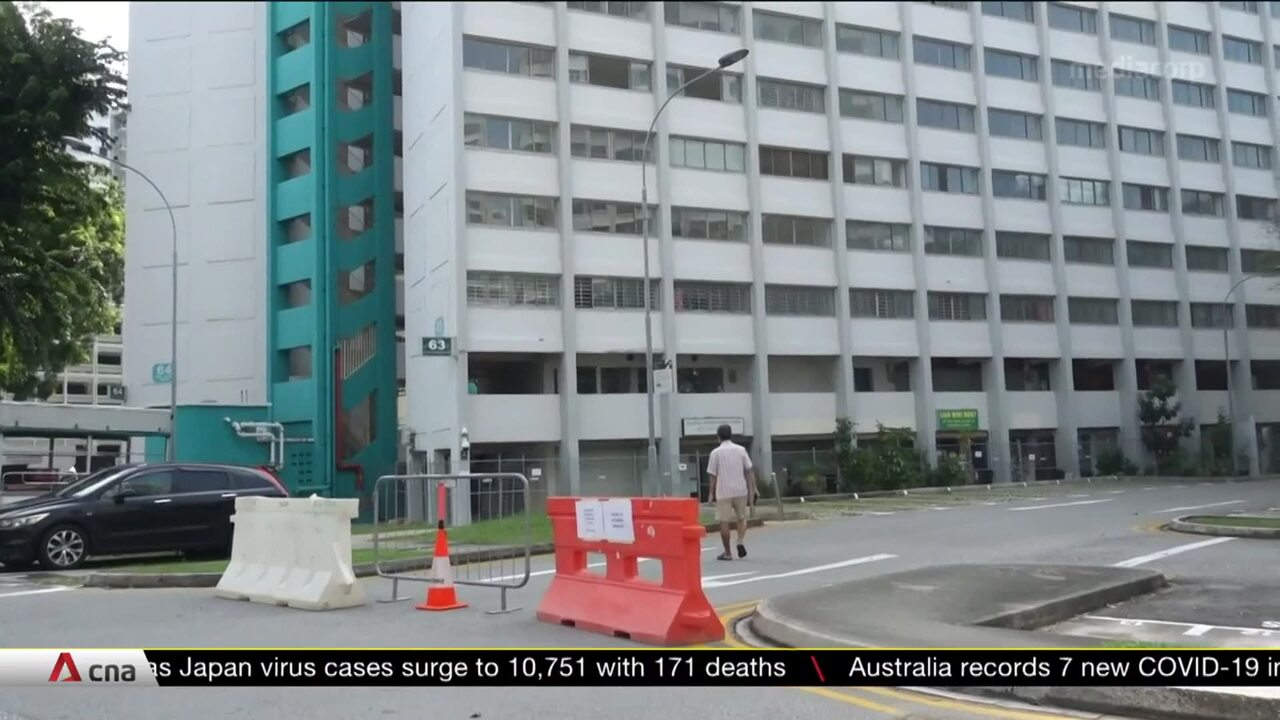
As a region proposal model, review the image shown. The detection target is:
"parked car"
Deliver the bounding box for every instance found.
[0,463,287,570]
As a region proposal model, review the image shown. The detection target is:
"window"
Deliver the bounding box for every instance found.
[279,19,310,52]
[993,170,1048,200]
[1227,89,1267,116]
[1114,71,1159,100]
[919,1,968,8]
[466,192,557,229]
[837,25,899,59]
[1221,1,1260,12]
[928,292,988,321]
[850,289,915,318]
[463,37,554,77]
[1048,2,1096,33]
[766,285,836,317]
[569,52,651,90]
[467,272,561,307]
[1065,236,1114,265]
[997,232,1050,261]
[917,98,976,132]
[754,10,823,48]
[667,64,742,103]
[1001,295,1055,322]
[670,136,746,171]
[985,48,1038,81]
[572,199,652,234]
[1177,134,1220,162]
[920,162,979,194]
[1233,141,1273,169]
[1005,359,1052,392]
[1068,297,1119,325]
[1051,59,1100,91]
[1248,305,1280,329]
[758,78,826,113]
[234,470,277,491]
[1191,303,1234,329]
[1056,117,1106,148]
[664,2,739,33]
[1127,240,1173,268]
[1168,25,1210,54]
[1237,195,1276,220]
[573,276,658,310]
[914,37,971,70]
[673,282,751,313]
[571,125,652,162]
[173,469,232,494]
[567,1,648,18]
[762,214,832,247]
[122,471,175,498]
[1224,36,1263,64]
[1180,189,1224,217]
[1256,360,1280,390]
[1172,80,1216,108]
[1187,245,1229,273]
[848,221,911,252]
[1242,248,1280,273]
[925,226,983,256]
[982,1,1033,22]
[1122,183,1169,212]
[1073,360,1116,390]
[464,114,554,153]
[840,89,904,122]
[671,207,748,241]
[759,146,829,180]
[842,155,907,187]
[1059,177,1110,206]
[932,358,985,392]
[1110,14,1155,45]
[988,108,1042,140]
[1118,126,1164,156]
[1131,300,1178,327]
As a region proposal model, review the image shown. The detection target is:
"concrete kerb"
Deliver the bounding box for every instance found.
[747,567,1275,720]
[57,517,778,589]
[1168,515,1280,539]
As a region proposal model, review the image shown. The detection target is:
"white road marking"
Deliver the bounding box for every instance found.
[701,571,757,582]
[474,546,717,584]
[1008,499,1113,512]
[1083,615,1277,637]
[864,511,895,516]
[1106,490,1127,495]
[1112,537,1236,568]
[701,553,896,589]
[1069,493,1092,498]
[1183,624,1213,637]
[930,507,953,511]
[1150,500,1244,515]
[0,586,71,599]
[981,502,1000,506]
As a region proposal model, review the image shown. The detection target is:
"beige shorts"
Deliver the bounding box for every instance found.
[715,495,749,523]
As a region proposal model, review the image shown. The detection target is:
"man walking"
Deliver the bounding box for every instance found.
[706,424,757,561]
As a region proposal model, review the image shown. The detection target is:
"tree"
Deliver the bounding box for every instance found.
[1137,375,1193,474]
[0,2,126,397]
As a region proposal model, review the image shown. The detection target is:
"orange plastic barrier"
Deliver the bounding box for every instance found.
[536,497,724,646]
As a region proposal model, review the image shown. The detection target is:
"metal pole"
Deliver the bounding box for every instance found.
[639,51,747,496]
[100,156,179,461]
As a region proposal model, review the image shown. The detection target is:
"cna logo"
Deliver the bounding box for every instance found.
[49,652,82,682]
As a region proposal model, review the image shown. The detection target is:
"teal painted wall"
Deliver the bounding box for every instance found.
[266,2,398,503]
[171,405,272,466]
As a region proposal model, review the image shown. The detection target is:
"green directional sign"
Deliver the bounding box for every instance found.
[937,409,979,431]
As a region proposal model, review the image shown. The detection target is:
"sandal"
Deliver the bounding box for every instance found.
[716,553,733,561]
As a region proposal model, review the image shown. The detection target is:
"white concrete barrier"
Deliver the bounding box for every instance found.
[215,495,366,611]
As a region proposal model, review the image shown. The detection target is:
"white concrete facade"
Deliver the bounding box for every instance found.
[404,1,1280,494]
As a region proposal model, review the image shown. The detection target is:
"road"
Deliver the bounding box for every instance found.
[1,478,1275,720]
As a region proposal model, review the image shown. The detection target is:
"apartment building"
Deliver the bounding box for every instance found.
[123,1,1280,499]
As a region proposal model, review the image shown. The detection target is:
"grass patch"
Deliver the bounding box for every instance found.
[110,547,427,575]
[354,513,553,545]
[1186,515,1280,530]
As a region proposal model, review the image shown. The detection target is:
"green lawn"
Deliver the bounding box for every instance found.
[110,547,427,575]
[355,513,552,546]
[1185,515,1280,530]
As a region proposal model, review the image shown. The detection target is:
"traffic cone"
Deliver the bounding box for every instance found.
[416,520,468,611]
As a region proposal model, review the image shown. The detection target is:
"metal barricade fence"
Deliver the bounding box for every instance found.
[371,473,533,614]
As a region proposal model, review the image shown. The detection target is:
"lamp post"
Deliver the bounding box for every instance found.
[639,49,749,495]
[1221,272,1268,475]
[78,149,180,461]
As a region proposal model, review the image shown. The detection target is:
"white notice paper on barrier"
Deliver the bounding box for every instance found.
[600,499,635,544]
[575,499,605,541]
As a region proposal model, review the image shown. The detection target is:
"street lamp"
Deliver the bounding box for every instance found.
[70,144,180,461]
[1221,272,1269,475]
[639,49,749,495]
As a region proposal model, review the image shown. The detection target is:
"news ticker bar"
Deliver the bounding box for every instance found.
[13,649,1280,687]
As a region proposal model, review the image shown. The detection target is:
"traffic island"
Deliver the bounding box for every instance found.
[1168,514,1280,539]
[748,563,1278,720]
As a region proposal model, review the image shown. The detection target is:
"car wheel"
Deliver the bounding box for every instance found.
[39,525,89,570]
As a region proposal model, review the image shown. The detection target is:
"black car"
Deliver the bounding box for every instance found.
[0,463,288,570]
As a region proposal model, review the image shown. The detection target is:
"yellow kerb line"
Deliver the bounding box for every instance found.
[860,686,1080,720]
[797,687,903,716]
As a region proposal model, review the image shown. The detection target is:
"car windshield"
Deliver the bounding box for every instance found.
[54,465,136,498]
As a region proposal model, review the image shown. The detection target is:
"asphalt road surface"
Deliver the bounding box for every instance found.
[2,478,1275,720]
